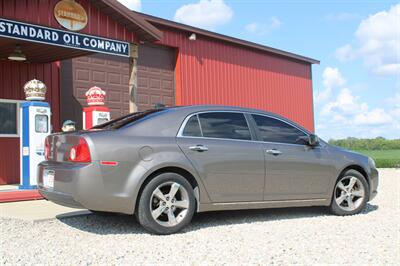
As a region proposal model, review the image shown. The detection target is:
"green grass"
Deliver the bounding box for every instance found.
[354,149,400,168]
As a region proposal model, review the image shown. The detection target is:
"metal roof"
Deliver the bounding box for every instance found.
[92,0,163,42]
[136,12,319,65]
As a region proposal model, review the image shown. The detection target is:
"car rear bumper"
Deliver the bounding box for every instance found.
[38,188,83,209]
[37,161,94,209]
[37,161,139,214]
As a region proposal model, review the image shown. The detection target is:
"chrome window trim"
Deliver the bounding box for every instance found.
[177,135,318,147]
[177,110,316,147]
[181,114,202,137]
[196,114,203,137]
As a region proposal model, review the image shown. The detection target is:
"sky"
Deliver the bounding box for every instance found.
[117,0,400,140]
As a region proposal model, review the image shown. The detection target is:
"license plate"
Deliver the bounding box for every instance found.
[43,170,55,188]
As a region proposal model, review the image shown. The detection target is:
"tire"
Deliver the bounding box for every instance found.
[330,169,369,216]
[136,172,196,235]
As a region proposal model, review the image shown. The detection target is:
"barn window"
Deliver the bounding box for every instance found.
[0,99,20,137]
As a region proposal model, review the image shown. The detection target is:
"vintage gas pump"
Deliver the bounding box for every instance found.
[19,79,51,189]
[82,86,110,129]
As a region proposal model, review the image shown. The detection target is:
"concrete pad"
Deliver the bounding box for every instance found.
[0,199,91,221]
[0,184,19,191]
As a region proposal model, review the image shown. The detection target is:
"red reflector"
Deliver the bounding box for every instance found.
[68,138,91,163]
[100,161,118,166]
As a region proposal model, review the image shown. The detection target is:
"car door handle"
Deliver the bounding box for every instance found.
[266,149,282,156]
[189,145,208,152]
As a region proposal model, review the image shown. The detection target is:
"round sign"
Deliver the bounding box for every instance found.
[54,0,88,31]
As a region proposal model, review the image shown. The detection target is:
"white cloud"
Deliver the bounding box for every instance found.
[174,0,233,30]
[317,89,396,138]
[315,67,399,139]
[353,108,393,125]
[321,87,393,126]
[335,44,355,62]
[245,17,281,35]
[117,0,141,11]
[323,67,345,89]
[315,67,345,103]
[321,88,368,116]
[335,4,400,76]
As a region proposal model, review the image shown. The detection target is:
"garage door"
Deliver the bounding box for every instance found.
[137,44,176,111]
[61,53,130,129]
[71,53,130,118]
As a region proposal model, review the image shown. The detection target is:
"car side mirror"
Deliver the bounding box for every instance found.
[308,134,320,146]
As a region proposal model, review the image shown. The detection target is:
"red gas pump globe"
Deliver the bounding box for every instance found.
[85,86,106,105]
[82,86,110,129]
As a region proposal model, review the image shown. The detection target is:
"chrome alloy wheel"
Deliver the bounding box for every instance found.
[150,182,190,227]
[334,176,365,211]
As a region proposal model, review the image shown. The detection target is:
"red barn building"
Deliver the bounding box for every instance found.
[0,0,318,185]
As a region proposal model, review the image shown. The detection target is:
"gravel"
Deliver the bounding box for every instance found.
[1,169,399,265]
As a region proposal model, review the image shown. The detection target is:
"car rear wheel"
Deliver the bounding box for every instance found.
[136,172,196,235]
[330,170,369,216]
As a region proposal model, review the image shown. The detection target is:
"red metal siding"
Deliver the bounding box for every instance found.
[157,27,315,132]
[0,61,60,184]
[0,138,19,185]
[0,61,60,130]
[0,0,139,43]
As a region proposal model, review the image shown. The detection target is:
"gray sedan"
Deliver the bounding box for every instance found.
[38,105,379,234]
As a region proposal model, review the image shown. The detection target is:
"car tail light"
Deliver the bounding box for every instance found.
[68,138,91,163]
[44,137,50,160]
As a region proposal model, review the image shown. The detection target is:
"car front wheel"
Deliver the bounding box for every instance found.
[136,172,196,234]
[330,169,369,216]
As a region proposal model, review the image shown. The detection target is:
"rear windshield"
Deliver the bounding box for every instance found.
[91,109,165,130]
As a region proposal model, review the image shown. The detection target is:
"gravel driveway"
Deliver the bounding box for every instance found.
[1,169,399,265]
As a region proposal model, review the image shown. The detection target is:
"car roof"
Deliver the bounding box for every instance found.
[170,104,273,114]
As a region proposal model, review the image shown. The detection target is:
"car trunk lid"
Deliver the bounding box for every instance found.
[45,132,89,162]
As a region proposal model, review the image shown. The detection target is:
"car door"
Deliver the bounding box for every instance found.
[177,112,265,203]
[250,114,335,201]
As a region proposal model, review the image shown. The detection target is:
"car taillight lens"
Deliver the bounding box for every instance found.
[68,138,91,163]
[44,137,50,160]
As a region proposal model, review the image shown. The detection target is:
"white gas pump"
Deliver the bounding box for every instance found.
[19,79,51,189]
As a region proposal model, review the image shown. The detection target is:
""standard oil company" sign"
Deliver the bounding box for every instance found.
[0,18,130,57]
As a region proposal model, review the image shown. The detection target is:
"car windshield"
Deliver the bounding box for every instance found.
[91,109,165,130]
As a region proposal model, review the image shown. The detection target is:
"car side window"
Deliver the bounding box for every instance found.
[198,112,251,140]
[252,114,307,145]
[182,115,202,137]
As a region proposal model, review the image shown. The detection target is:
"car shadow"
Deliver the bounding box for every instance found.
[56,203,378,235]
[187,203,378,233]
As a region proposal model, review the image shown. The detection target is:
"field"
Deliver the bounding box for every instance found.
[354,149,400,168]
